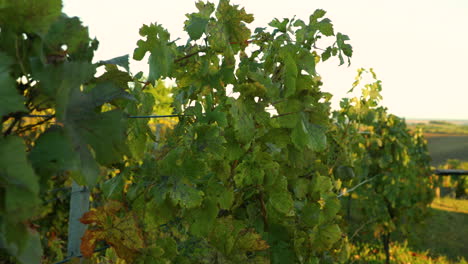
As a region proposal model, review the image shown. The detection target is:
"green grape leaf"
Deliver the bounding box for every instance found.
[269,18,289,33]
[96,65,134,90]
[65,125,100,186]
[0,136,39,221]
[267,224,295,263]
[297,51,316,76]
[0,72,26,117]
[310,175,333,194]
[311,224,341,250]
[0,0,61,34]
[307,124,327,151]
[308,10,335,37]
[291,120,326,151]
[67,82,130,165]
[291,119,310,149]
[282,52,298,97]
[102,174,125,200]
[316,18,334,36]
[184,1,215,40]
[190,199,218,236]
[170,181,204,209]
[322,195,341,220]
[218,188,235,210]
[335,165,355,180]
[301,203,322,227]
[44,14,91,56]
[236,229,269,251]
[230,99,255,144]
[208,217,242,256]
[68,110,128,166]
[207,0,254,53]
[33,62,131,185]
[321,47,332,62]
[309,9,327,23]
[1,228,43,264]
[293,178,310,199]
[336,33,353,66]
[185,16,208,40]
[133,24,175,82]
[235,159,265,186]
[98,55,130,72]
[0,136,42,262]
[206,108,228,127]
[29,126,79,178]
[0,52,14,72]
[268,176,294,216]
[207,180,235,209]
[32,61,96,110]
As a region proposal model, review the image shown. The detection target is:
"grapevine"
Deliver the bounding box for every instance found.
[0,1,434,263]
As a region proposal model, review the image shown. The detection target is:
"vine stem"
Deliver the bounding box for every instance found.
[3,117,20,136]
[259,193,269,231]
[271,110,301,119]
[15,36,27,76]
[174,48,208,63]
[349,218,376,241]
[16,115,55,134]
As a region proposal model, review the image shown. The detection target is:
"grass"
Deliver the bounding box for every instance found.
[349,242,467,264]
[404,197,468,260]
[347,197,468,264]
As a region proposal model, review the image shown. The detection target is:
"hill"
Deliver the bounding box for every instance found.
[406,120,468,165]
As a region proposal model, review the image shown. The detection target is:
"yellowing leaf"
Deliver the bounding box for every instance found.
[80,201,144,262]
[237,229,270,251]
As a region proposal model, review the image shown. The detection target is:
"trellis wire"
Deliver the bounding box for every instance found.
[53,245,110,264]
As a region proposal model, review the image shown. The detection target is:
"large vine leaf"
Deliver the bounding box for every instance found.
[0,52,26,117]
[0,136,39,220]
[0,136,41,263]
[44,14,92,58]
[32,62,131,185]
[29,126,80,179]
[0,0,62,34]
[0,71,26,117]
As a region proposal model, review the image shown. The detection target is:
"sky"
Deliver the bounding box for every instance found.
[63,0,468,120]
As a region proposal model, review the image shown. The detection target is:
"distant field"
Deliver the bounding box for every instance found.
[405,120,468,165]
[407,119,468,125]
[407,120,468,135]
[425,135,468,165]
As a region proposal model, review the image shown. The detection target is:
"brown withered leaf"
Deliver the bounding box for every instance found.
[80,200,144,262]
